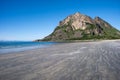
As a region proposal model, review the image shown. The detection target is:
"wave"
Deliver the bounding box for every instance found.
[0,41,58,54]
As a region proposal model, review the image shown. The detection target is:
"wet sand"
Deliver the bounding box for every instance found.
[0,40,120,80]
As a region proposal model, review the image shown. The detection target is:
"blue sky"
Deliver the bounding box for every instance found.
[0,0,120,41]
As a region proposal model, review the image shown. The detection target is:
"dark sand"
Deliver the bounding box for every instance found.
[0,40,120,80]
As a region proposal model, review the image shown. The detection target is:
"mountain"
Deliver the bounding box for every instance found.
[37,12,120,41]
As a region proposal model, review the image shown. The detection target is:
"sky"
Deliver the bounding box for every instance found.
[0,0,120,41]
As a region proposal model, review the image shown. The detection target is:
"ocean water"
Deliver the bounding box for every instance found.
[0,41,58,54]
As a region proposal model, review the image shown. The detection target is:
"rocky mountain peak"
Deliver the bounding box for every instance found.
[73,12,83,17]
[59,12,94,30]
[36,12,120,41]
[94,16,101,20]
[94,16,112,28]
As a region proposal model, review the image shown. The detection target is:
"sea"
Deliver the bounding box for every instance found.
[0,41,58,54]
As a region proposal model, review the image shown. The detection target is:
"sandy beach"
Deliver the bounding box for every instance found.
[0,40,120,80]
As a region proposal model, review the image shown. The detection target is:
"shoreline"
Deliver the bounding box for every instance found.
[37,39,120,42]
[1,39,120,55]
[0,41,59,54]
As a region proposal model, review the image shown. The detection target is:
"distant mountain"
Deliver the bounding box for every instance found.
[37,12,120,41]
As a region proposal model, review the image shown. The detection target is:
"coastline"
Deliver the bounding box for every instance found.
[1,39,120,54]
[36,39,120,42]
[0,40,120,80]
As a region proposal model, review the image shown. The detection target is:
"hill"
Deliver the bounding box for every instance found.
[37,12,120,41]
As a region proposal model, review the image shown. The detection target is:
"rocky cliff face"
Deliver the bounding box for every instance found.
[59,12,94,30]
[38,12,120,41]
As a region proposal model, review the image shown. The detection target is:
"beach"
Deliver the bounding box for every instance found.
[0,40,120,80]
